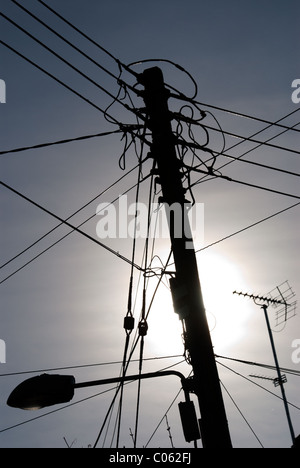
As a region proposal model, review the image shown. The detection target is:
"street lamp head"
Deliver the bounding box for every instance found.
[7,374,75,410]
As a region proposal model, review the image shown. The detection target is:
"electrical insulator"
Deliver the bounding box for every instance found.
[138,319,148,337]
[124,315,135,332]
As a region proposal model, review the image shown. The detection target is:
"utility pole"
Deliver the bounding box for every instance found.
[140,67,232,448]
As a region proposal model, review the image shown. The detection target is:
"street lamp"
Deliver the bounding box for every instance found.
[7,374,75,410]
[7,370,201,445]
[7,370,187,411]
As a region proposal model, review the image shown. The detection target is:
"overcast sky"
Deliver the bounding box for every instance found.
[0,0,299,448]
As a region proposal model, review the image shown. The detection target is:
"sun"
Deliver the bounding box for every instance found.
[197,251,251,353]
[145,250,250,356]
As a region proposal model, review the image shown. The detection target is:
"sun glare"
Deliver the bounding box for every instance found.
[198,252,250,353]
[146,251,250,356]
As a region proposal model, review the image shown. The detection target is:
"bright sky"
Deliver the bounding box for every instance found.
[0,0,299,448]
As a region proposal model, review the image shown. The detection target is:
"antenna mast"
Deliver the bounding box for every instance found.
[233,290,296,445]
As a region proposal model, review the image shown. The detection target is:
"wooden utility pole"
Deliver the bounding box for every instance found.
[140,67,232,448]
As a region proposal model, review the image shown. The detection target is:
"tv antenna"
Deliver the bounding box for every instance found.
[233,285,296,446]
[267,281,297,327]
[249,373,288,387]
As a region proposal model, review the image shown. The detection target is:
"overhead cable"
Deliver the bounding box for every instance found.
[0,40,118,121]
[11,0,139,94]
[0,13,143,120]
[0,130,123,156]
[195,201,300,254]
[37,0,139,79]
[0,181,143,273]
[201,122,300,156]
[180,97,300,134]
[0,161,140,270]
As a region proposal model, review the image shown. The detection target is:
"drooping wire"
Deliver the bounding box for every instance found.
[127,58,198,99]
[116,141,145,448]
[94,296,178,448]
[100,126,151,448]
[190,109,300,189]
[102,249,173,448]
[133,163,156,447]
[178,106,300,200]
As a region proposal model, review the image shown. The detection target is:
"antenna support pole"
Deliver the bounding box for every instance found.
[261,304,296,445]
[233,290,296,445]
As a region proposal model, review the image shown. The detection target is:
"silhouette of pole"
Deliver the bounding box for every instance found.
[261,304,296,445]
[140,67,232,448]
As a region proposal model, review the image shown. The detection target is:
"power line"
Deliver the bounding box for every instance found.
[11,0,138,93]
[185,98,300,134]
[0,161,140,270]
[96,250,173,448]
[0,354,183,378]
[218,173,300,200]
[5,177,292,384]
[0,40,117,120]
[1,21,298,444]
[200,121,300,156]
[174,106,300,209]
[12,1,300,163]
[195,201,300,254]
[176,105,299,192]
[0,130,123,156]
[0,180,144,273]
[217,360,300,412]
[218,151,300,178]
[0,153,154,283]
[0,154,154,283]
[2,32,297,186]
[0,12,142,120]
[0,39,150,150]
[37,0,139,80]
[191,165,300,200]
[215,354,300,378]
[191,111,300,187]
[172,102,300,156]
